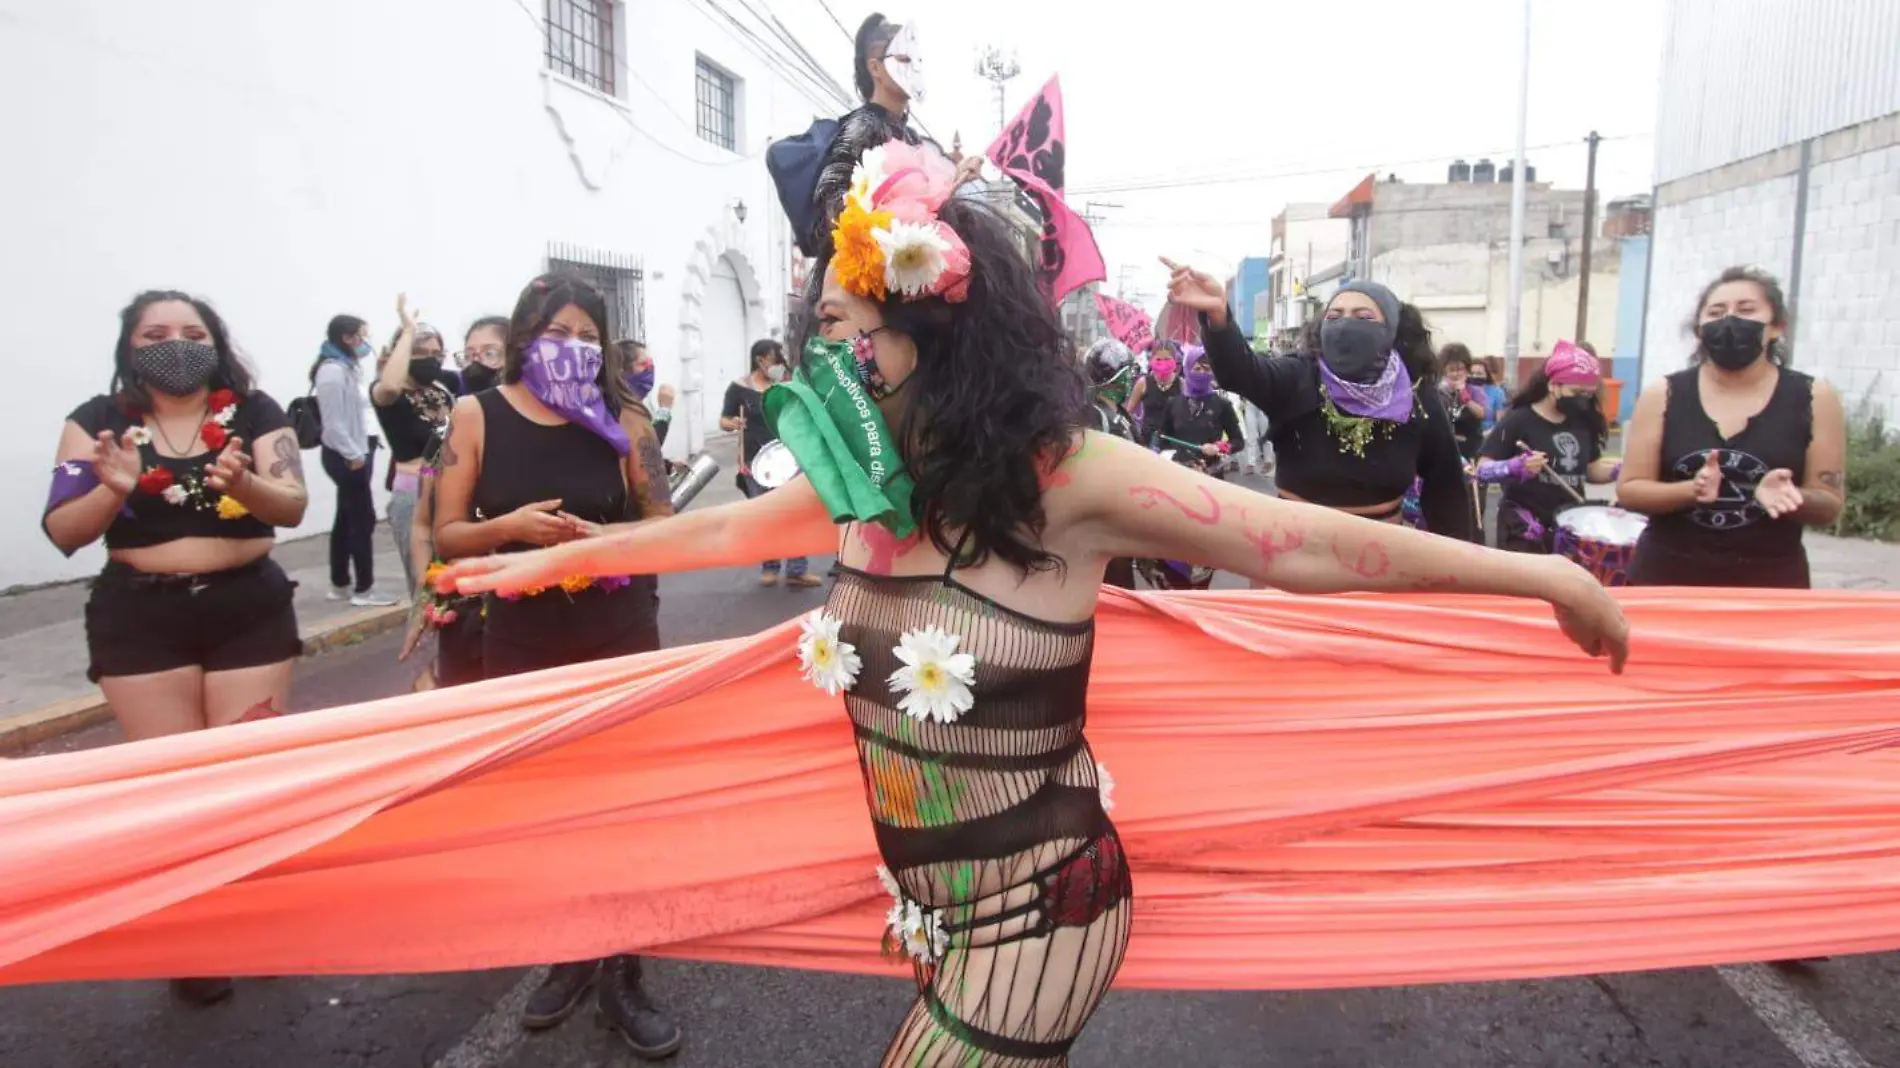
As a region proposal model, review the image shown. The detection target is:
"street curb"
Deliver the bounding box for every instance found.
[0,605,408,756]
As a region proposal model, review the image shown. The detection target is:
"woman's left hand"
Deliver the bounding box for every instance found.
[1546,560,1630,673]
[204,437,250,495]
[953,154,985,187]
[1755,469,1803,518]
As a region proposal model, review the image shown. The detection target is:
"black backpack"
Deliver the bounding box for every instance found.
[767,118,840,259]
[286,391,322,450]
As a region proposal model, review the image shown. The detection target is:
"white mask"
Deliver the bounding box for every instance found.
[765,363,788,383]
[883,23,925,102]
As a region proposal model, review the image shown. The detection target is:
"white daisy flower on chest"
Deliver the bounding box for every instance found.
[796,610,861,695]
[887,899,947,963]
[888,626,977,724]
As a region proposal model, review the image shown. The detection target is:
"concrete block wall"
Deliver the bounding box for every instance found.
[1796,143,1900,424]
[1641,175,1797,383]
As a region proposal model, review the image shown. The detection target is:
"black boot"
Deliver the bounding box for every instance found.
[520,959,601,1030]
[596,954,682,1060]
[168,978,234,1006]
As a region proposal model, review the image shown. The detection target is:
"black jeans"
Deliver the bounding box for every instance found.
[321,446,377,592]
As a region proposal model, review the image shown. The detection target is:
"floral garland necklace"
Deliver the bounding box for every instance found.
[1317,386,1425,459]
[126,390,249,519]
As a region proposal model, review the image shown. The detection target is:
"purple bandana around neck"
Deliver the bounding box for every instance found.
[520,337,629,455]
[1319,350,1414,423]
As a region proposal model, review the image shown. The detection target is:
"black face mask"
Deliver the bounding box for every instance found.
[1700,315,1768,371]
[410,357,443,383]
[1318,318,1391,383]
[1556,394,1598,422]
[461,363,499,394]
[132,339,220,396]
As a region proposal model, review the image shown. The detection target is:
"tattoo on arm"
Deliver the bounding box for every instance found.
[269,434,304,482]
[636,432,672,516]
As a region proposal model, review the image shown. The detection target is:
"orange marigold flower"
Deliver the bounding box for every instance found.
[832,200,891,301]
[559,574,595,594]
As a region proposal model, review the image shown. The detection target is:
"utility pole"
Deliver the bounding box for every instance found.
[973,47,1021,135]
[1575,129,1602,342]
[1504,0,1531,389]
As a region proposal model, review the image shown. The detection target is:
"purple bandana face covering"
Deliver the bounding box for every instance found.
[520,337,630,455]
[1183,352,1216,398]
[1319,351,1414,423]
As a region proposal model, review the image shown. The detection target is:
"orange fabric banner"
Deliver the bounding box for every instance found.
[5,587,1900,990]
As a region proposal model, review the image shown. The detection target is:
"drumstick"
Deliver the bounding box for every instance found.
[1515,440,1588,504]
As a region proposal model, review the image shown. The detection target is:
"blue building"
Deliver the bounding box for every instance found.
[1612,234,1649,425]
[1229,257,1271,339]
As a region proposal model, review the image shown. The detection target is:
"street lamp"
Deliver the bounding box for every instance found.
[973,46,1021,135]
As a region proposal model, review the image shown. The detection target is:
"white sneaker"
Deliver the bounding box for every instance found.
[327,586,350,602]
[350,591,400,608]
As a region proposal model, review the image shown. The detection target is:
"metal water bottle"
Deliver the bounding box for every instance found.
[668,452,722,512]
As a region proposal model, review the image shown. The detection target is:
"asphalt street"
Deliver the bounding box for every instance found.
[5,472,1897,1067]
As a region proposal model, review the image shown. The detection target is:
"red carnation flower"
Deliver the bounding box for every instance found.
[208,389,237,411]
[200,423,229,451]
[136,467,175,495]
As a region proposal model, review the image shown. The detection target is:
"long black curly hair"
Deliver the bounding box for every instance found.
[797,197,1086,576]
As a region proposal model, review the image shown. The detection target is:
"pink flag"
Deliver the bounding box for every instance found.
[986,76,1106,306]
[1094,292,1155,351]
[1156,300,1203,346]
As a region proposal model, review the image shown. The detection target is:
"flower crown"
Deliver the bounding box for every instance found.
[831,140,971,304]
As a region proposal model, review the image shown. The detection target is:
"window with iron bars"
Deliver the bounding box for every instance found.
[695,58,737,151]
[547,243,646,346]
[545,0,616,96]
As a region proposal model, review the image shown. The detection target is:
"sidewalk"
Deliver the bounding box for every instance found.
[0,533,409,753]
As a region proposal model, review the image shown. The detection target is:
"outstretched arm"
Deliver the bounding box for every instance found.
[1065,433,1627,670]
[441,476,840,595]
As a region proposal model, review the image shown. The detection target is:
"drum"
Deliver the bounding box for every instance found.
[1553,505,1648,587]
[750,439,803,489]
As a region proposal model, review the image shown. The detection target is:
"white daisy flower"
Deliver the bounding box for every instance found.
[887,899,947,963]
[124,427,153,447]
[873,220,955,299]
[875,863,902,901]
[1096,762,1116,812]
[797,610,861,696]
[848,146,892,211]
[161,484,189,506]
[888,626,977,724]
[211,406,236,427]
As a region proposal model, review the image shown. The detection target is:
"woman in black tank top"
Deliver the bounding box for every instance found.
[430,274,681,1057]
[1619,267,1846,588]
[443,146,1630,1066]
[1129,339,1183,444]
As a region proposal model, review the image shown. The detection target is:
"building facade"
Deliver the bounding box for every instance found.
[1266,203,1353,348]
[1641,0,1900,419]
[1,0,856,586]
[1334,174,1625,382]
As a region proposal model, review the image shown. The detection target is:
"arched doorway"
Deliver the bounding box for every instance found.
[699,256,748,439]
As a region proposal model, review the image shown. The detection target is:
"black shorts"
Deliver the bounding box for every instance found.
[85,558,302,681]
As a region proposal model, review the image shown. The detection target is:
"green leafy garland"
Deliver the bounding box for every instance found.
[1317,384,1426,458]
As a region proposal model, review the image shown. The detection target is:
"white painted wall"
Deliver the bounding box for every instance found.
[1793,143,1900,424]
[0,0,850,586]
[1640,176,1798,385]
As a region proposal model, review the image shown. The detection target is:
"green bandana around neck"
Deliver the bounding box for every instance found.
[761,337,918,537]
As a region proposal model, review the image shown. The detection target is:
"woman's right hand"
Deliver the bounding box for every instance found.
[1544,558,1630,673]
[1521,451,1550,476]
[91,431,141,496]
[505,499,579,546]
[1160,257,1228,326]
[397,292,417,333]
[439,546,572,597]
[1691,450,1723,503]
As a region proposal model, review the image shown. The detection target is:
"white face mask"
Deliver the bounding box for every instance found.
[883,24,925,102]
[765,363,788,383]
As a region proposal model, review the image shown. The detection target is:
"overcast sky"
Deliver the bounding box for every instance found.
[795,0,1663,313]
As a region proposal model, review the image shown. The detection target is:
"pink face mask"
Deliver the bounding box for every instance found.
[1150,358,1178,379]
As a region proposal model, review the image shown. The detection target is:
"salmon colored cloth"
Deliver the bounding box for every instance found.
[5,587,1900,989]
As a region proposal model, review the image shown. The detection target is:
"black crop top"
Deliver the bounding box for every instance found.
[1200,319,1475,540]
[471,389,629,553]
[374,377,458,463]
[63,393,290,550]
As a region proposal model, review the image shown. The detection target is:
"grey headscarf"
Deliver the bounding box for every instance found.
[1329,281,1402,351]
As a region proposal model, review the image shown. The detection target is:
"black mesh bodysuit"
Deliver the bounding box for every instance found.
[825,531,1133,1066]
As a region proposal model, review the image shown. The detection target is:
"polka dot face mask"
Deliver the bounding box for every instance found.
[131,340,219,396]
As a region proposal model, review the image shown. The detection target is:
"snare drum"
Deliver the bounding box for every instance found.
[1553,505,1648,587]
[750,439,802,489]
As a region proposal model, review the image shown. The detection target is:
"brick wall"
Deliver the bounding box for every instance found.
[1641,175,1797,384]
[1794,143,1900,424]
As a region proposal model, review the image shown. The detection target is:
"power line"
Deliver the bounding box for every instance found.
[811,0,853,41]
[687,0,852,112]
[732,0,853,105]
[1069,133,1650,196]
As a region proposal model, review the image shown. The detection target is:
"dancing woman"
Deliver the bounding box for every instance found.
[1619,266,1844,587]
[1171,267,1478,542]
[444,141,1627,1066]
[1475,342,1619,554]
